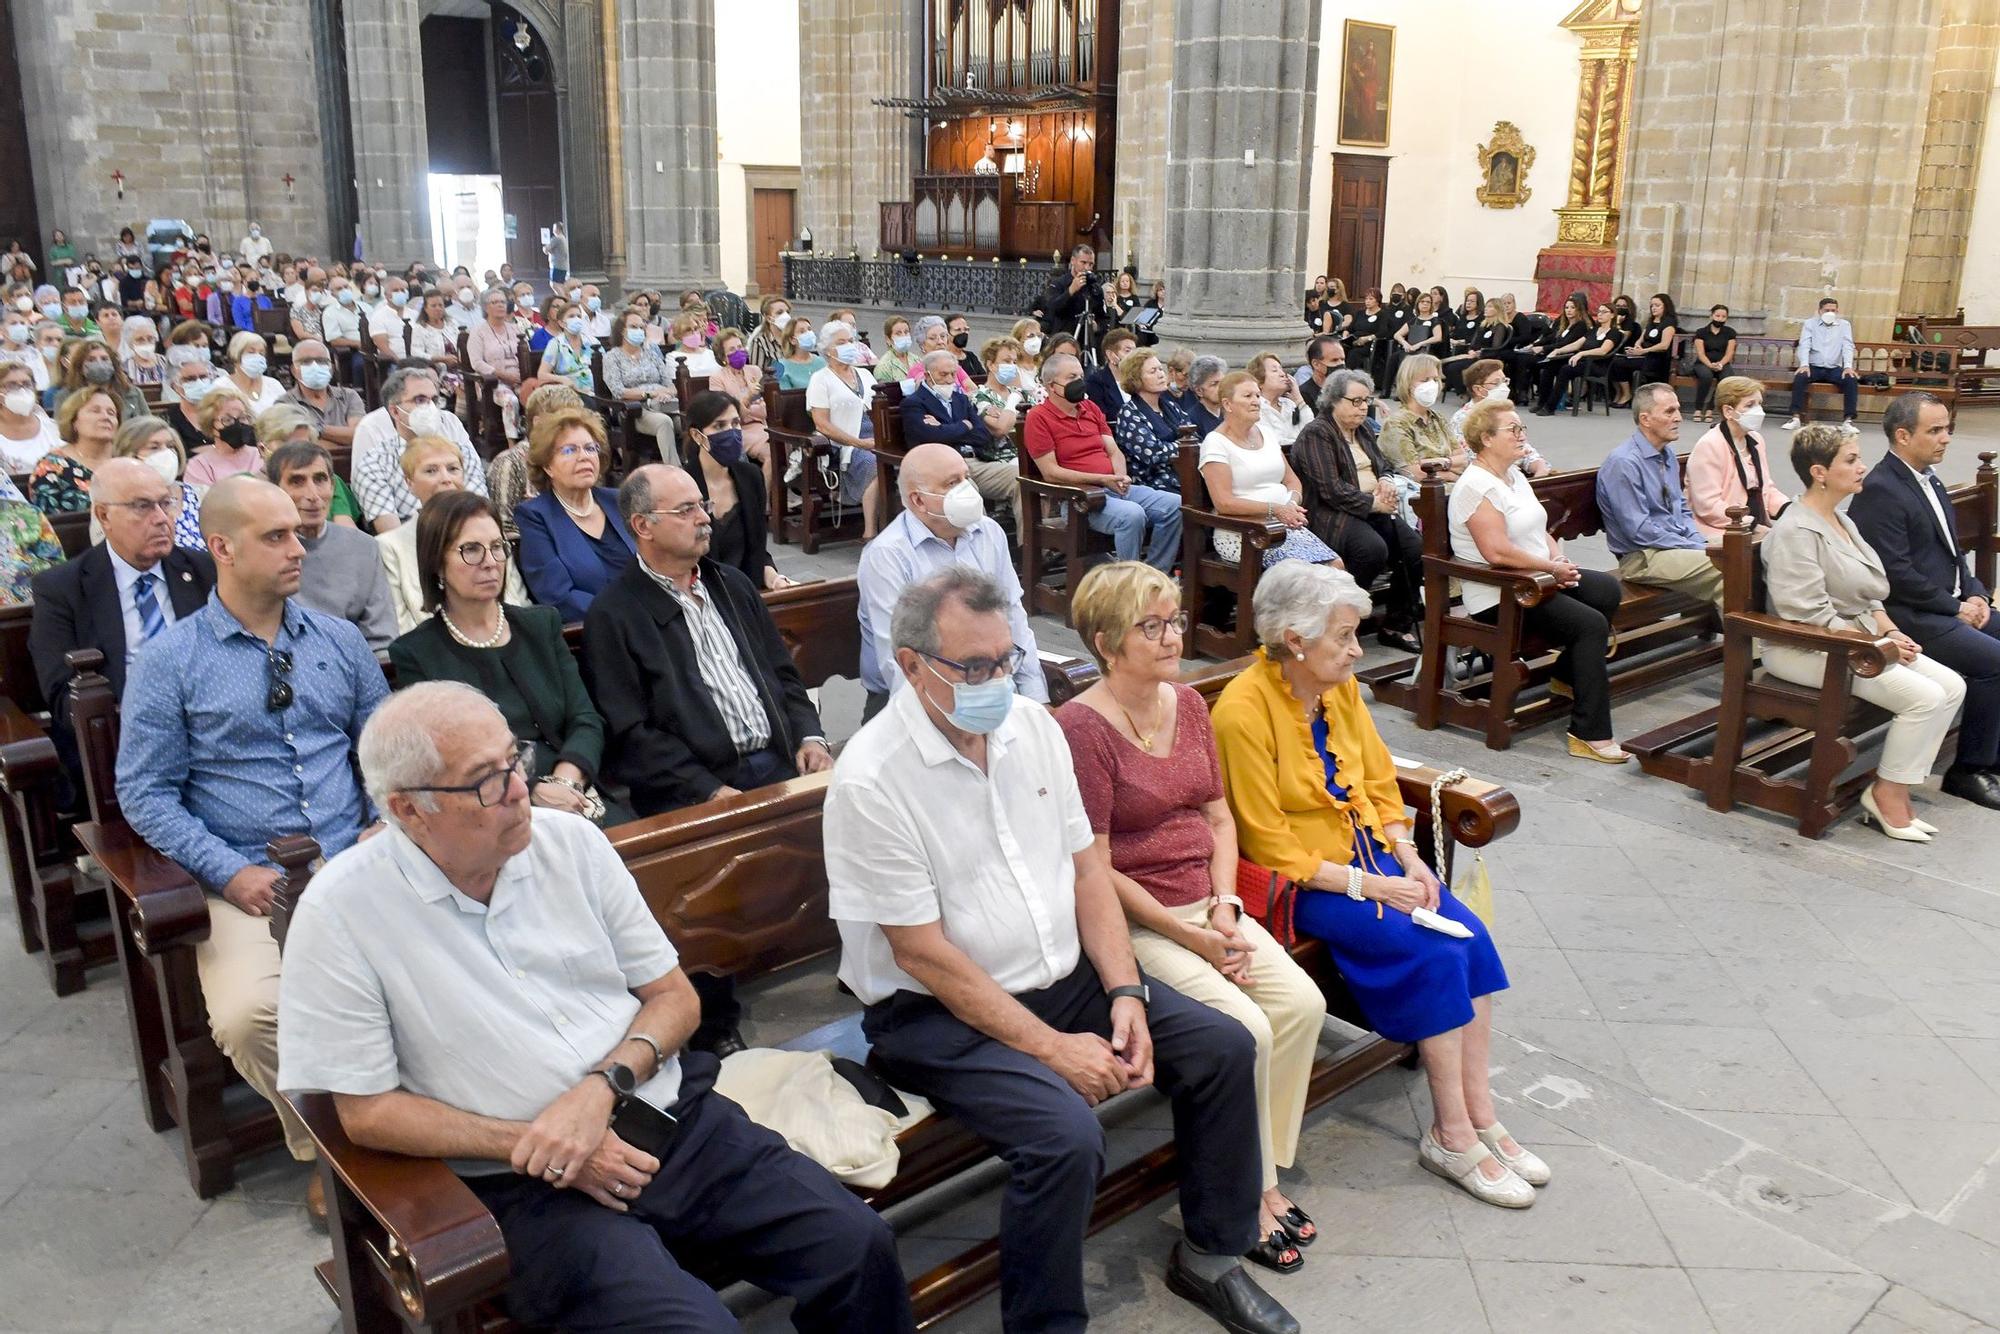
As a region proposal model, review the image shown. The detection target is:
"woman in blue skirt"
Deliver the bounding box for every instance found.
[1211,562,1547,1209]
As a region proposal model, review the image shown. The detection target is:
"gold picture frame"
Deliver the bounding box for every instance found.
[1475,121,1536,209]
[1337,20,1394,149]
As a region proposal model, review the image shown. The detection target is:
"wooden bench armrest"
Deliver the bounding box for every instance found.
[286,1091,510,1325]
[1018,476,1109,513]
[73,819,213,953]
[1423,556,1561,608]
[1040,652,1100,704]
[1722,612,1900,677]
[1391,763,1521,848]
[0,700,58,793]
[1179,506,1290,542]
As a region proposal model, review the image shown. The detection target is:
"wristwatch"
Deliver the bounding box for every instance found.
[593,1062,638,1101]
[1106,983,1151,1009]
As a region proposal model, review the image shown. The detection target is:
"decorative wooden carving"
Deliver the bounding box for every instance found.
[1474,122,1536,209]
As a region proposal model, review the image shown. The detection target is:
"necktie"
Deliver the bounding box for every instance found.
[133,572,164,644]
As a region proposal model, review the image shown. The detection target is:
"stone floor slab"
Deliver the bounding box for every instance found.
[1564,949,1756,1028]
[1444,1144,1676,1266]
[1846,1118,2000,1216]
[1609,1023,1837,1115]
[1780,1031,2000,1124]
[1685,1268,1888,1334]
[0,1184,207,1332]
[1468,1259,1716,1334]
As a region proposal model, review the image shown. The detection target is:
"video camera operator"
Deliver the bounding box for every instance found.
[1038,243,1106,363]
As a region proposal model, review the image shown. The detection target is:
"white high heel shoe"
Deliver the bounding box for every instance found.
[1858,786,1931,843]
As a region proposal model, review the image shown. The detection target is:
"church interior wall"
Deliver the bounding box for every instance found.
[1952,39,2000,323]
[716,0,802,293]
[1303,0,1579,310]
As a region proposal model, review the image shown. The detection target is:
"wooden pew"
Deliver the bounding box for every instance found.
[764,378,866,554]
[1017,438,1116,626]
[1174,426,1290,660]
[1359,461,1724,749]
[286,657,1522,1333]
[1903,322,2000,402]
[1627,453,2000,835]
[1667,334,1960,422]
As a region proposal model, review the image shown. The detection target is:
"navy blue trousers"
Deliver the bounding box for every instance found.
[863,960,1261,1334]
[1790,364,1859,420]
[465,1077,913,1334]
[1923,613,2000,769]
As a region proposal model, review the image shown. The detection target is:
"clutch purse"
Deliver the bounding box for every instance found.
[1235,858,1299,948]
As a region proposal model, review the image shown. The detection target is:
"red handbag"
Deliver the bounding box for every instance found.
[1235,857,1299,948]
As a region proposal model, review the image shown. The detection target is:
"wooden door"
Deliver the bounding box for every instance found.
[752,188,796,297]
[1327,154,1388,297]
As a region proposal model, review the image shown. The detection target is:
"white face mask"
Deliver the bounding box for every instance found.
[403,402,445,436]
[457,290,476,307]
[142,449,180,482]
[1413,380,1441,408]
[1490,379,1510,401]
[1737,404,1766,434]
[2,388,33,416]
[934,479,985,530]
[1821,310,1838,325]
[771,311,792,330]
[1023,336,1043,355]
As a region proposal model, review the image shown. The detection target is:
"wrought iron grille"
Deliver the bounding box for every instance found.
[783,253,1120,317]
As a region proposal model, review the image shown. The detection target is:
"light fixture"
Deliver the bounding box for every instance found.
[513,20,532,52]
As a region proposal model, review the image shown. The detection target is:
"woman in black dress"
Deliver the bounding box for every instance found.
[1611,293,1678,407]
[682,388,791,591]
[1530,296,1594,414]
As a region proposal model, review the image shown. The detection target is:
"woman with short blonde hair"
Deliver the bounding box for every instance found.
[1685,374,1788,539]
[1377,352,1466,483]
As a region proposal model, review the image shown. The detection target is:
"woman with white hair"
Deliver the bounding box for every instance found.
[1210,561,1542,1211]
[805,319,882,540]
[224,331,286,412]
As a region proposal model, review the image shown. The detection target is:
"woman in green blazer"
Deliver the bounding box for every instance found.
[388,489,630,824]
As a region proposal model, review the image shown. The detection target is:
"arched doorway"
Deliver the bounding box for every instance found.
[419,1,565,281]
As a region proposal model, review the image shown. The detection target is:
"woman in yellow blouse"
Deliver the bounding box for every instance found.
[1210,562,1545,1209]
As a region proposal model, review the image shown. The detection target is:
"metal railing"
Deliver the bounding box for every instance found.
[783,252,1116,317]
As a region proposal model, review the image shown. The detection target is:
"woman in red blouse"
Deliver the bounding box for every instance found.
[1056,561,1328,1276]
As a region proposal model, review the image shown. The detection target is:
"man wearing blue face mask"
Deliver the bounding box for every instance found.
[281,339,365,448]
[825,565,1296,1334]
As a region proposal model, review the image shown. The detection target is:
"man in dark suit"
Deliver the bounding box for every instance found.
[901,350,1017,521]
[29,458,215,800]
[1849,392,2000,809]
[583,463,834,1055]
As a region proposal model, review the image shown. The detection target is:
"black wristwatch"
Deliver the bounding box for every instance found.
[1106,983,1150,1009]
[593,1062,638,1101]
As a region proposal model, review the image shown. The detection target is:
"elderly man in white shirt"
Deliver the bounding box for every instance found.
[857,441,1044,721]
[825,567,1297,1334]
[278,682,913,1334]
[351,364,489,532]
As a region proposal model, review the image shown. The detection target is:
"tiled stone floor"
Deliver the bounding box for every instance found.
[5,404,2000,1332]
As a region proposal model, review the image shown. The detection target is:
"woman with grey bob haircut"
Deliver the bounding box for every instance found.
[1251,562,1373,653]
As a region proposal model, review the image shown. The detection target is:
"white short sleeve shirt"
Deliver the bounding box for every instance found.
[806,364,874,441]
[825,687,1094,1005]
[278,810,683,1175]
[1448,464,1553,616]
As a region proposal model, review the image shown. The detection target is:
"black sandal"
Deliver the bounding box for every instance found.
[1377,627,1422,656]
[1244,1229,1303,1274]
[1278,1205,1317,1247]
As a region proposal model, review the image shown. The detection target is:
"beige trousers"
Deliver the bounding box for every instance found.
[1617,546,1725,609]
[966,457,1019,519]
[1129,901,1327,1190]
[1762,645,1966,785]
[195,896,314,1160]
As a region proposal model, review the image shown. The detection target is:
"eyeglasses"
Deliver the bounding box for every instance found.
[1498,423,1528,438]
[399,393,439,409]
[399,739,534,809]
[109,495,184,518]
[1134,612,1190,641]
[1339,394,1371,406]
[454,540,510,566]
[919,645,1026,685]
[556,443,602,459]
[648,499,713,521]
[265,647,294,713]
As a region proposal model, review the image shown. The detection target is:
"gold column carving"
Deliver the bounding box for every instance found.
[1552,0,1642,250]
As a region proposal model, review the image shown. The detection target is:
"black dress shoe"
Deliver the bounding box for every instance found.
[1942,767,2000,810]
[1165,1244,1300,1334]
[698,1030,749,1059]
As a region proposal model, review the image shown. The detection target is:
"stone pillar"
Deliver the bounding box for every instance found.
[612,0,721,291]
[1153,0,1321,367]
[1531,1,1642,314]
[797,0,921,256]
[1616,0,1938,340]
[343,0,433,266]
[1112,2,1174,278]
[1899,0,2000,318]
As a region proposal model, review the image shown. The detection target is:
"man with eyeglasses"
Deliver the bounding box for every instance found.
[351,363,489,534]
[857,441,1045,722]
[116,474,388,1223]
[278,683,915,1334]
[585,463,832,1055]
[280,338,365,450]
[267,441,397,650]
[1595,382,1725,607]
[30,457,215,805]
[825,566,1297,1334]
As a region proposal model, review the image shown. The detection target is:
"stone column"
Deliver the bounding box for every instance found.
[1899,0,2000,317]
[797,0,921,257]
[612,0,721,291]
[343,0,433,266]
[1153,0,1321,367]
[1112,2,1174,277]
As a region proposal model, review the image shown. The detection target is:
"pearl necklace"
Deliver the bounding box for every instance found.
[440,608,507,649]
[556,489,597,519]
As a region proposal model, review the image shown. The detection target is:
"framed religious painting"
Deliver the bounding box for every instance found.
[1475,122,1536,208]
[1338,20,1394,148]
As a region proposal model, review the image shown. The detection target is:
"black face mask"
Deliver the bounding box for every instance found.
[219,421,257,450]
[951,330,969,349]
[1061,380,1087,404]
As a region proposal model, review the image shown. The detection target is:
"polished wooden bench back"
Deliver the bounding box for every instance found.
[764,379,866,554]
[1175,427,1289,660]
[1017,418,1114,626]
[1668,334,1960,421]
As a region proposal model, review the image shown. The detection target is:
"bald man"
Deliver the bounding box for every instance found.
[857,441,1044,720]
[30,458,215,811]
[116,474,388,1217]
[900,349,1019,521]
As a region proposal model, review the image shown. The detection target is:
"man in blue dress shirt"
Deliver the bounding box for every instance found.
[1594,383,1725,607]
[1783,296,1860,434]
[116,473,389,1211]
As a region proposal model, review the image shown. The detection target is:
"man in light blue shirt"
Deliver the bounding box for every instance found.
[116,474,388,1184]
[857,441,1046,719]
[1594,383,1724,607]
[1785,296,1859,433]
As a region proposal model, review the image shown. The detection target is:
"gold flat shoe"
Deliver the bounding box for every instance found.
[1567,734,1630,764]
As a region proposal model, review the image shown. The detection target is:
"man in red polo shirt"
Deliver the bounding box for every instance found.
[1023,353,1182,572]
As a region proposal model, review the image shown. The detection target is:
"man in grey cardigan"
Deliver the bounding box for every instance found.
[266,442,398,651]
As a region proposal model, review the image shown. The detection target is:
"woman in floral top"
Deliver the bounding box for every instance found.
[1112,349,1190,494]
[32,386,122,514]
[0,471,63,605]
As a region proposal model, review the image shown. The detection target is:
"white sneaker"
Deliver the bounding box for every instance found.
[1840,420,1860,436]
[1781,416,1802,430]
[1419,1129,1536,1208]
[1476,1122,1551,1186]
